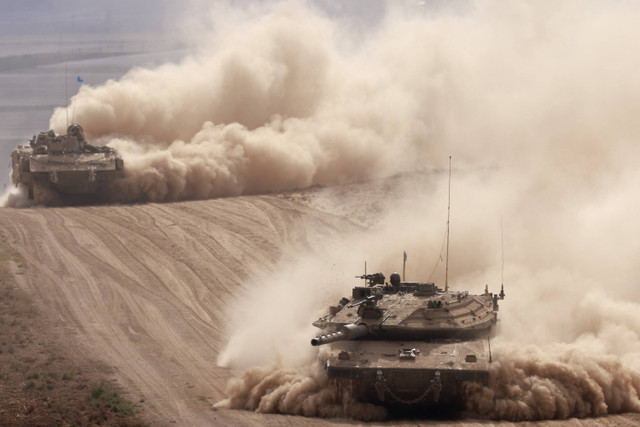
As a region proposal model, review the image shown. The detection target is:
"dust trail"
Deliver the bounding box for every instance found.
[9,0,640,421]
[461,288,640,420]
[214,360,387,421]
[0,184,61,208]
[465,343,640,420]
[212,236,388,420]
[6,0,640,207]
[210,0,640,419]
[43,1,396,204]
[0,186,29,208]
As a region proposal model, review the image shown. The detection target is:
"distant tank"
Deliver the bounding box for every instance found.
[10,124,123,200]
[311,272,505,408]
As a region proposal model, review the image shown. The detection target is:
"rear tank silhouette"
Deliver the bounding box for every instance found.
[311,272,505,407]
[10,124,123,200]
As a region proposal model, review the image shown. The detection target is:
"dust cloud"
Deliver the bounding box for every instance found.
[212,245,391,420]
[7,0,640,421]
[464,343,640,420]
[207,0,640,421]
[43,1,399,204]
[214,361,387,421]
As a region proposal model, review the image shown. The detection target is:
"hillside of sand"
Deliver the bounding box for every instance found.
[1,185,640,426]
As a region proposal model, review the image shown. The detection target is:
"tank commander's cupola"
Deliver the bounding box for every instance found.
[390,272,401,287]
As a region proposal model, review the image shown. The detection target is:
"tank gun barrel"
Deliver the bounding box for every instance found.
[311,323,368,346]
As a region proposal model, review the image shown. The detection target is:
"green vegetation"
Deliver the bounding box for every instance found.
[0,230,146,426]
[90,380,137,415]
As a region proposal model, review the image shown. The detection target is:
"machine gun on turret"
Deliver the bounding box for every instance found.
[355,272,385,287]
[350,294,384,319]
[348,294,379,308]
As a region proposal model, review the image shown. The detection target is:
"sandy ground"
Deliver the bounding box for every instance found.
[1,194,639,426]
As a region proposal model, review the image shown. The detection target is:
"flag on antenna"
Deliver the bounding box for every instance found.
[403,251,407,262]
[77,76,84,83]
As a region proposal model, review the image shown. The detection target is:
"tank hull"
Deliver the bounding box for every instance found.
[311,275,504,409]
[324,338,489,406]
[11,146,124,198]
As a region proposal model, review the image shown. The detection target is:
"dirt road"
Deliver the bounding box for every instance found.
[1,195,638,426]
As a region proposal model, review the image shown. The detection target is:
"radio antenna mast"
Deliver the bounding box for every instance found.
[501,217,504,288]
[65,64,69,129]
[500,217,506,300]
[445,156,452,293]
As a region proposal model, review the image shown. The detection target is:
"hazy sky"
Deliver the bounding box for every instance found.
[0,0,389,36]
[0,0,188,35]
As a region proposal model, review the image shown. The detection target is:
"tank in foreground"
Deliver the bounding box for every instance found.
[10,124,123,200]
[311,272,504,407]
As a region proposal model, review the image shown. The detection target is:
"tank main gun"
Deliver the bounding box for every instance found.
[311,323,368,346]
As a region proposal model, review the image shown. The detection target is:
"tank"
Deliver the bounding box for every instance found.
[311,272,505,408]
[10,124,123,200]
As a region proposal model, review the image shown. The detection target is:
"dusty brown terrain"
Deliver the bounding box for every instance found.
[1,194,639,426]
[0,227,146,425]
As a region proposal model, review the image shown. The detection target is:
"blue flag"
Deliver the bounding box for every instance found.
[403,251,407,262]
[77,76,84,83]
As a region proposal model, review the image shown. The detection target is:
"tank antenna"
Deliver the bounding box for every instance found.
[445,156,452,293]
[72,93,77,125]
[72,75,81,124]
[402,251,406,281]
[65,63,69,129]
[500,218,506,300]
[364,261,367,285]
[501,217,504,290]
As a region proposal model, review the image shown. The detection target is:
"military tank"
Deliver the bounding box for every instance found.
[311,272,504,407]
[10,124,123,200]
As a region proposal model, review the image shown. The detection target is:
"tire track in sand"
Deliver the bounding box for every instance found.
[1,196,633,427]
[0,196,358,426]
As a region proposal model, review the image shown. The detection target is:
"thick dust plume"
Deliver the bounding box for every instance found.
[39,1,403,205]
[214,360,386,421]
[7,0,639,421]
[212,243,391,420]
[207,0,640,421]
[465,344,640,421]
[458,285,640,421]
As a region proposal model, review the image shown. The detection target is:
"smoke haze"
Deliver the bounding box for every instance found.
[6,0,640,421]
